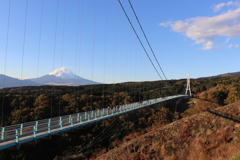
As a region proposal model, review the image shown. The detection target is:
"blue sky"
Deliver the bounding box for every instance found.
[0,0,240,83]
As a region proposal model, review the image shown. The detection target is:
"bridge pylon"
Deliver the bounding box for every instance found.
[185,73,192,97]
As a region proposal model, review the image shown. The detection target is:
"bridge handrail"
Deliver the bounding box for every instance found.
[0,94,187,150]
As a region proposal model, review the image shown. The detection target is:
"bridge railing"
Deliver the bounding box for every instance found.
[0,95,187,150]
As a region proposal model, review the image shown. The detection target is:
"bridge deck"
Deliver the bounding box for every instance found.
[0,95,187,150]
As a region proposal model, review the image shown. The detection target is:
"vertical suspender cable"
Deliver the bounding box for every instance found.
[35,0,44,120]
[112,10,117,106]
[1,0,12,126]
[58,0,67,116]
[119,9,124,99]
[73,0,79,114]
[134,39,137,102]
[77,0,84,111]
[74,0,81,113]
[90,0,97,111]
[51,0,60,118]
[102,0,109,109]
[19,0,29,123]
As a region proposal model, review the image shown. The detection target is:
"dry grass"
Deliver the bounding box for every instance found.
[96,101,240,160]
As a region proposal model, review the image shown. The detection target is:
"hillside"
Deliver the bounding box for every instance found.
[96,101,240,160]
[1,75,240,159]
[216,71,240,77]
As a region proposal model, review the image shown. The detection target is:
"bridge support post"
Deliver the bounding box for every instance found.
[20,124,23,135]
[35,121,38,132]
[69,115,72,124]
[1,127,4,140]
[70,117,73,128]
[15,130,20,149]
[48,119,51,134]
[97,109,99,116]
[59,117,63,130]
[80,116,82,124]
[77,113,80,121]
[33,126,37,144]
[15,130,19,143]
[85,112,87,119]
[91,111,94,118]
[88,114,90,122]
[33,126,36,138]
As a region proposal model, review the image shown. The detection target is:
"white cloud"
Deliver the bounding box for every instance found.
[227,44,234,48]
[226,44,240,48]
[202,42,213,50]
[225,38,231,43]
[212,1,240,12]
[213,3,226,12]
[236,44,240,48]
[160,4,240,50]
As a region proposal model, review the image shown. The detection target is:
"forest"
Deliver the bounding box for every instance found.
[0,75,240,159]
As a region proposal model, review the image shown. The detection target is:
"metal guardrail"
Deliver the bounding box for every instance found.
[0,95,187,150]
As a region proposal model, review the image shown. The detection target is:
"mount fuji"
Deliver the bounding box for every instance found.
[29,67,100,86]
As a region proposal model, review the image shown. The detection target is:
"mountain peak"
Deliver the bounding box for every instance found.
[48,67,76,79]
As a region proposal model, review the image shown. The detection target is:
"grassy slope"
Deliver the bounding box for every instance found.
[96,101,240,160]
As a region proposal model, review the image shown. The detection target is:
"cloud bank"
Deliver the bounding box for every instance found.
[160,1,240,50]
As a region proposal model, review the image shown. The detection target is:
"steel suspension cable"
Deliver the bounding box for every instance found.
[102,0,109,109]
[119,0,178,95]
[74,0,80,113]
[77,0,85,110]
[59,0,67,116]
[118,0,163,80]
[74,0,83,112]
[51,0,60,117]
[1,0,12,126]
[35,0,44,120]
[78,111,140,153]
[78,116,122,153]
[19,0,29,123]
[90,0,97,111]
[128,0,168,80]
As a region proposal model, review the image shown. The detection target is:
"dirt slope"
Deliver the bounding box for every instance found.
[96,101,240,160]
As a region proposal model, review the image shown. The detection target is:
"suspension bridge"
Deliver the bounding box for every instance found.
[0,0,193,154]
[0,93,190,150]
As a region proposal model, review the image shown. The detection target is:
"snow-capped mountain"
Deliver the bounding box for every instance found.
[48,67,76,79]
[29,67,100,86]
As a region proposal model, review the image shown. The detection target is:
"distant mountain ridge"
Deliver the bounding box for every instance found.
[0,74,43,88]
[29,67,100,86]
[199,71,240,79]
[1,69,240,89]
[0,67,100,88]
[216,71,240,77]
